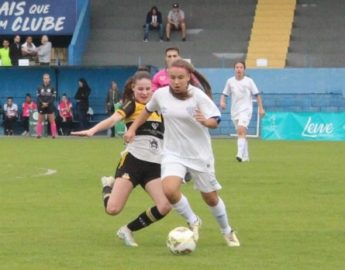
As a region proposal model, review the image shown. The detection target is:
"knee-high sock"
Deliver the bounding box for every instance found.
[208,197,232,234]
[237,137,246,158]
[50,122,57,137]
[127,206,166,232]
[36,122,43,136]
[172,194,198,224]
[102,186,112,208]
[243,139,249,160]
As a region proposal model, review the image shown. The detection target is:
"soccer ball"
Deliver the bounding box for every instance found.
[166,226,196,255]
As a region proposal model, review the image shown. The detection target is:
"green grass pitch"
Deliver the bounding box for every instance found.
[1,137,344,270]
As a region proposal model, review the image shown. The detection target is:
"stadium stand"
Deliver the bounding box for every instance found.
[246,0,295,68]
[287,0,345,67]
[83,0,257,68]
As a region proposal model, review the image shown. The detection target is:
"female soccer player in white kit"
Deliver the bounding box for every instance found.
[220,61,265,162]
[125,59,240,247]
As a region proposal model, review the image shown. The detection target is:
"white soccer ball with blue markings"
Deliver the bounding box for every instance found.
[166,227,196,255]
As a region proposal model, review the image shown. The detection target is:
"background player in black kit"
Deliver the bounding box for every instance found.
[36,73,57,138]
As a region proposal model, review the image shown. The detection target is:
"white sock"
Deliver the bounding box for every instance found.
[172,195,198,224]
[237,138,246,158]
[209,197,231,234]
[243,139,249,160]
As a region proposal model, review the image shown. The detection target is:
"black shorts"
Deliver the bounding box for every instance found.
[38,104,55,114]
[115,152,161,188]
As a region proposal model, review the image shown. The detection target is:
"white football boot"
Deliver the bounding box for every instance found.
[116,226,138,247]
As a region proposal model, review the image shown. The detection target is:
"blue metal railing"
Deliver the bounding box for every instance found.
[68,0,90,65]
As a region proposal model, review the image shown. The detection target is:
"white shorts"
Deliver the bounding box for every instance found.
[232,112,252,129]
[161,162,222,193]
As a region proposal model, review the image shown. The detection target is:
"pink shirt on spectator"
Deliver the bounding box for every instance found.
[22,101,37,117]
[152,69,170,91]
[58,101,73,118]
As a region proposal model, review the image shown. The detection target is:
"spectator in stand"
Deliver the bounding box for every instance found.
[74,78,91,130]
[166,3,186,42]
[36,73,57,139]
[21,36,37,65]
[58,94,73,135]
[152,47,181,91]
[9,35,22,66]
[37,35,52,66]
[3,97,18,135]
[0,39,12,66]
[144,6,164,42]
[21,93,37,136]
[105,80,120,137]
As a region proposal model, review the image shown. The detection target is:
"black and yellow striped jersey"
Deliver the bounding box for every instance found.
[117,100,164,139]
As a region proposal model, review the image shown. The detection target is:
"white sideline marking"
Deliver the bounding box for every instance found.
[36,168,57,177]
[14,168,57,179]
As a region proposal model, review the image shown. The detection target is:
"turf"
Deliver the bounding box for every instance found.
[1,137,344,270]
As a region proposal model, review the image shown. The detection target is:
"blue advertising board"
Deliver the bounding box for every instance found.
[261,112,345,141]
[0,0,76,35]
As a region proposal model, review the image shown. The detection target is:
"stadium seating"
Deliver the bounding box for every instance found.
[246,0,295,68]
[83,0,257,68]
[287,0,345,67]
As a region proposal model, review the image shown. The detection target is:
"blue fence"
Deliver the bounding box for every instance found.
[0,66,137,121]
[1,67,345,138]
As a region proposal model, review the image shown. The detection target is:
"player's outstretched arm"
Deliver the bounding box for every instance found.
[71,112,124,137]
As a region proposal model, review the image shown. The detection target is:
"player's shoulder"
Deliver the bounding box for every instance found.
[153,69,166,79]
[227,76,236,84]
[243,76,255,82]
[154,86,170,96]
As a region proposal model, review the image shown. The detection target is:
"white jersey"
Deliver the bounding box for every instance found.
[222,76,259,120]
[146,85,221,172]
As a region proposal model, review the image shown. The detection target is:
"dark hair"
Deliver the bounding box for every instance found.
[150,6,158,13]
[7,96,13,100]
[122,71,152,104]
[137,65,151,72]
[169,59,213,99]
[79,78,89,87]
[165,47,180,55]
[234,60,246,69]
[25,93,31,97]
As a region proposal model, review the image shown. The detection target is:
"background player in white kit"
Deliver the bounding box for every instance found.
[125,59,240,247]
[220,61,265,162]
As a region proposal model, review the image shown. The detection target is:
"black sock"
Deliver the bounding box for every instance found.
[127,206,165,232]
[102,186,112,208]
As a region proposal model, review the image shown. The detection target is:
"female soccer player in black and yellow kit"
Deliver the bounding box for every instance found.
[72,71,170,247]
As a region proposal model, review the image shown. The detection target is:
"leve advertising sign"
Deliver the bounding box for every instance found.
[261,112,345,141]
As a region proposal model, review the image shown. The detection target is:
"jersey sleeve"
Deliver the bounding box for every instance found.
[146,92,160,113]
[197,90,221,120]
[116,100,135,118]
[48,87,56,104]
[167,10,173,20]
[249,78,260,96]
[222,79,231,96]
